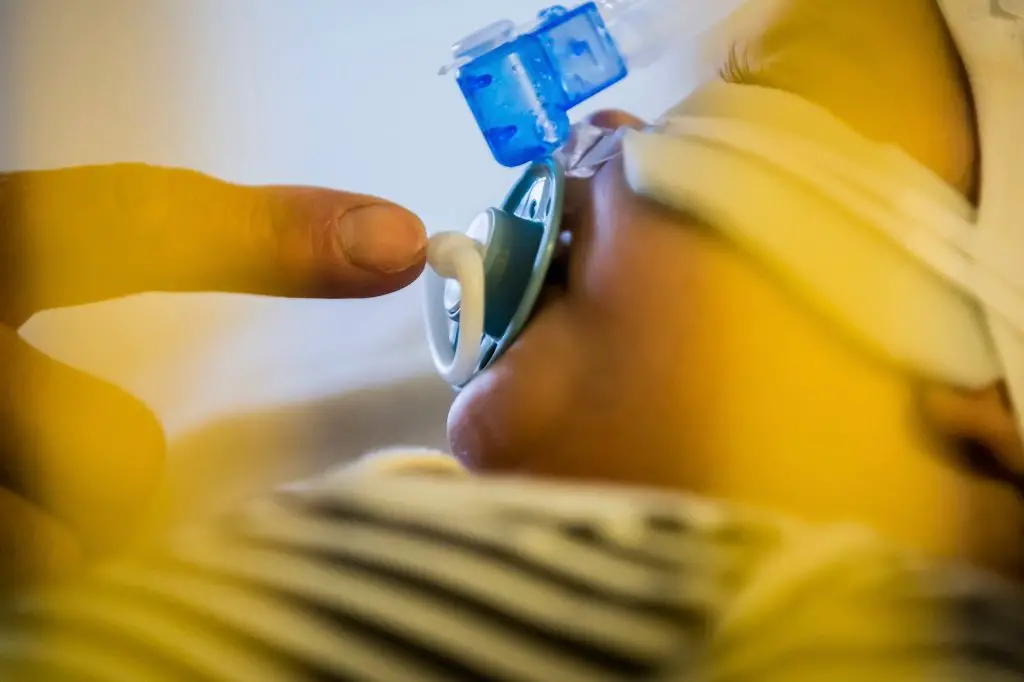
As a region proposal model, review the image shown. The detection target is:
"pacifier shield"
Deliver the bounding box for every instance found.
[425,158,565,388]
[482,158,565,366]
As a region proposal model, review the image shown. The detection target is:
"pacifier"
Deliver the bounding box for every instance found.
[424,158,566,388]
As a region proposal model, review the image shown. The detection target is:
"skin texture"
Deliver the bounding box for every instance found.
[0,164,427,586]
[448,0,1024,576]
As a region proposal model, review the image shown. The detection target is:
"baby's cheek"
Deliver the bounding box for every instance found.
[578,162,694,310]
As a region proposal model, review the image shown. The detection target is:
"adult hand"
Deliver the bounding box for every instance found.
[0,163,427,585]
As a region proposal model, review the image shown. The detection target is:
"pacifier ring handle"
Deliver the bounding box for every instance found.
[424,232,486,386]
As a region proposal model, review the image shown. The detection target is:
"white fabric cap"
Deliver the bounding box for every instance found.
[935,0,1024,436]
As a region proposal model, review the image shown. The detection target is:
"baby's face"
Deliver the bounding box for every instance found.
[447,117,991,557]
[448,150,721,488]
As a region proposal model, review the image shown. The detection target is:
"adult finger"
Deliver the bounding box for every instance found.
[0,164,428,326]
[0,323,165,564]
[0,488,82,588]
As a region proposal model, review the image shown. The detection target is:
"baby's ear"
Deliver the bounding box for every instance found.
[919,384,1024,481]
[705,0,977,195]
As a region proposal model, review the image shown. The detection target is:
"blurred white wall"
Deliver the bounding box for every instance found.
[1,0,698,441]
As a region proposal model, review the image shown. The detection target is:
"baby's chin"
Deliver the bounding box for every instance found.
[446,370,506,472]
[446,356,551,473]
[446,309,582,474]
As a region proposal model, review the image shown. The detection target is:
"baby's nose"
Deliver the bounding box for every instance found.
[585,109,646,130]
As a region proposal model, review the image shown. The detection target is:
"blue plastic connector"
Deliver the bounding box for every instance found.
[450,3,628,168]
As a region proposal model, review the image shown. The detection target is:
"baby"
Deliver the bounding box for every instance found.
[6,1,1024,680]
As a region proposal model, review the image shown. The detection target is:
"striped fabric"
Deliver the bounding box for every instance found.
[1,473,1023,681]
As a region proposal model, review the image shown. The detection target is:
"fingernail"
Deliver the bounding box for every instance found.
[336,204,427,274]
